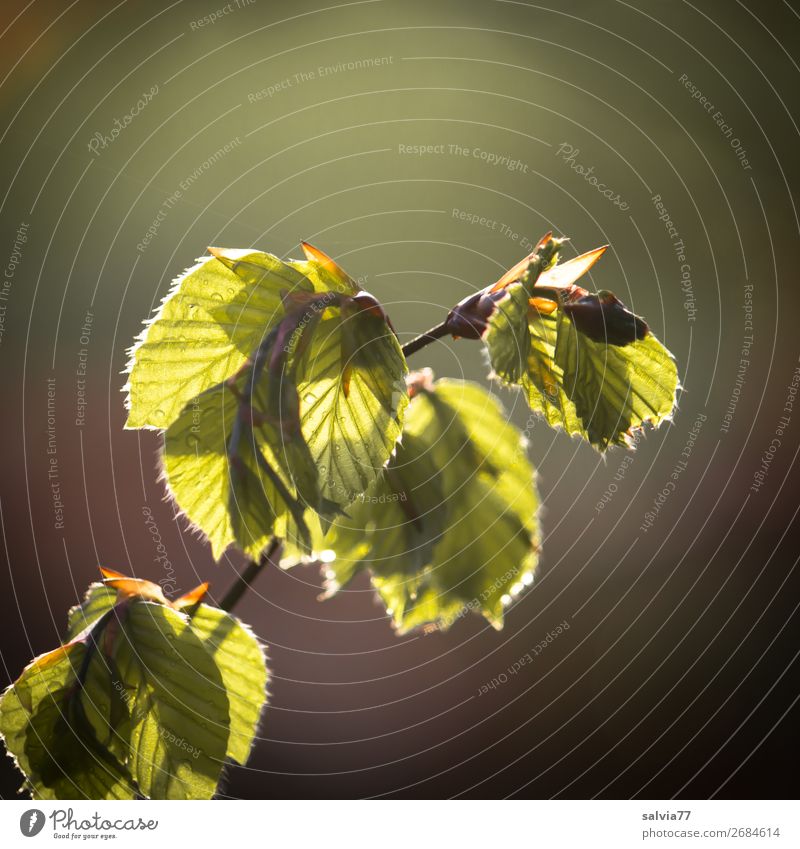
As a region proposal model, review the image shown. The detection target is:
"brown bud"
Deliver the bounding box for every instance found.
[563,290,649,346]
[445,290,505,339]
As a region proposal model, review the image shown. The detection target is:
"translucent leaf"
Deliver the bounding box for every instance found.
[322,376,539,633]
[297,305,408,507]
[124,244,358,430]
[296,241,360,294]
[78,649,132,766]
[162,377,315,560]
[485,244,679,450]
[0,643,136,800]
[67,582,267,767]
[553,308,678,448]
[186,605,267,764]
[66,585,117,640]
[129,244,406,559]
[114,602,229,800]
[3,572,269,801]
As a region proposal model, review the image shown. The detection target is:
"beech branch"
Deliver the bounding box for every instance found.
[219,537,283,612]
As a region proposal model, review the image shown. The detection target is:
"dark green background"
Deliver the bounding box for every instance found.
[1,0,798,798]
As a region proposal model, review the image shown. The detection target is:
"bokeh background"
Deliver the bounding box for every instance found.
[1,0,799,799]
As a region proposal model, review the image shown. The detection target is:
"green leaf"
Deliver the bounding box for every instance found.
[484,276,535,384]
[124,243,361,431]
[66,584,117,640]
[186,605,267,764]
[115,602,230,800]
[162,290,409,561]
[131,244,407,559]
[553,308,679,448]
[485,247,679,450]
[0,643,136,800]
[297,304,408,507]
[162,373,317,560]
[125,251,300,429]
[78,649,133,766]
[322,376,539,633]
[3,573,270,801]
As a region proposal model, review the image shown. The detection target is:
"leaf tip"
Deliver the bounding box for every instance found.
[174,582,211,610]
[300,241,356,289]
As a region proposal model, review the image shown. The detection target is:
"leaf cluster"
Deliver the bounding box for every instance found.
[0,571,266,799]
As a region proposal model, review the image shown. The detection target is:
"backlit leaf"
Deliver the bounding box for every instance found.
[186,605,267,764]
[2,571,269,800]
[124,244,359,430]
[297,303,408,507]
[66,585,117,641]
[322,375,538,633]
[114,602,229,800]
[485,239,679,449]
[0,643,136,800]
[131,245,407,560]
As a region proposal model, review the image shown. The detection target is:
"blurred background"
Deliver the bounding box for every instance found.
[1,0,798,799]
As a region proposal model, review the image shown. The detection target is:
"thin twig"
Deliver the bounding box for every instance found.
[401,321,451,357]
[219,538,283,612]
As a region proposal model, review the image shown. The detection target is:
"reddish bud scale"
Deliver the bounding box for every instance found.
[445,290,506,340]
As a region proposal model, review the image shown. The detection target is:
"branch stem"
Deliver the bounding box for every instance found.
[219,538,283,612]
[401,321,451,358]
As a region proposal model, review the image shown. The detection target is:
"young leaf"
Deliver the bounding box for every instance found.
[113,602,230,800]
[484,236,679,449]
[66,585,117,640]
[125,251,300,429]
[552,307,678,448]
[186,605,267,764]
[296,300,408,506]
[0,643,137,800]
[321,374,539,633]
[2,571,269,800]
[124,243,360,431]
[68,580,268,767]
[160,318,333,560]
[129,244,407,559]
[163,382,296,560]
